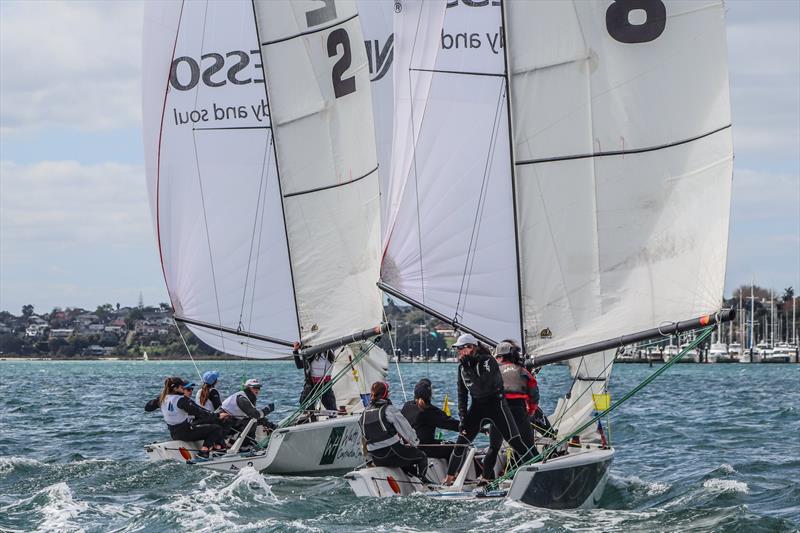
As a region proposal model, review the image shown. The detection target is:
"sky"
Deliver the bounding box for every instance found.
[0,0,798,316]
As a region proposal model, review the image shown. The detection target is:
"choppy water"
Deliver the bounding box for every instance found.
[0,360,797,532]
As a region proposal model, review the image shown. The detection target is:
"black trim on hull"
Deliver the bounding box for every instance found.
[516,458,612,509]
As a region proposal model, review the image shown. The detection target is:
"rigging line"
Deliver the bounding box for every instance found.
[515,124,732,166]
[499,2,527,348]
[191,131,226,354]
[191,0,211,113]
[250,0,302,342]
[241,133,274,358]
[409,67,504,78]
[261,12,358,47]
[193,125,271,131]
[173,317,203,381]
[453,80,506,323]
[383,306,407,401]
[283,165,378,198]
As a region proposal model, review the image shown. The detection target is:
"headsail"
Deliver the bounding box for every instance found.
[142,0,384,358]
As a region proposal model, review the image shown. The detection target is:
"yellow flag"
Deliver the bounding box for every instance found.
[593,393,611,411]
[442,394,451,417]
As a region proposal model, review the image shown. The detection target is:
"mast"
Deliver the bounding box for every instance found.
[498,1,526,348]
[749,282,755,356]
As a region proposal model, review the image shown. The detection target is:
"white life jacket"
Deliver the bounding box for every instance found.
[160,394,189,426]
[309,353,332,378]
[221,391,249,418]
[195,389,213,411]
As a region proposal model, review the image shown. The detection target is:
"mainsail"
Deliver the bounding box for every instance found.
[383,0,732,359]
[142,0,384,359]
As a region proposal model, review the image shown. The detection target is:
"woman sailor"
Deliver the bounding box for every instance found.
[400,379,460,459]
[359,381,429,482]
[294,342,337,411]
[144,376,229,458]
[196,370,222,411]
[220,378,276,449]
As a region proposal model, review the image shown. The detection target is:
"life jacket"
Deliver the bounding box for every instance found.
[359,400,398,446]
[309,352,333,382]
[221,391,249,418]
[195,389,213,411]
[500,362,529,400]
[160,394,189,426]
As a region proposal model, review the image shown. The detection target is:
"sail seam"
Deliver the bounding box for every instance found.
[409,67,504,78]
[261,12,358,46]
[515,124,731,166]
[175,315,294,347]
[283,165,378,198]
[193,125,271,131]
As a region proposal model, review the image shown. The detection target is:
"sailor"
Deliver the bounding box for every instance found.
[444,334,536,485]
[524,360,556,438]
[196,370,222,412]
[144,376,229,458]
[360,381,429,481]
[400,379,460,459]
[481,340,539,479]
[294,342,337,412]
[220,378,276,446]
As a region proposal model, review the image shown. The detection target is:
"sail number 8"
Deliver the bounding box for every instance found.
[605,0,666,44]
[305,0,356,99]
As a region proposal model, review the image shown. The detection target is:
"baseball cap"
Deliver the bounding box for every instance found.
[182,381,196,389]
[494,341,514,357]
[244,378,262,388]
[452,333,478,348]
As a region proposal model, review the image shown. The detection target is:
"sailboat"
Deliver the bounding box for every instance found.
[345,0,735,509]
[141,0,390,474]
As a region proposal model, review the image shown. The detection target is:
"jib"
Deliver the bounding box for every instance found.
[170,50,264,91]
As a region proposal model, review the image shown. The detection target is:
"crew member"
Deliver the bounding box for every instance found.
[482,340,539,479]
[360,381,429,481]
[221,378,276,447]
[196,370,222,411]
[144,376,229,458]
[294,342,337,411]
[444,334,536,485]
[401,378,460,459]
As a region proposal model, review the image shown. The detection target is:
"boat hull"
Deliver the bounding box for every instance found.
[144,415,364,475]
[507,447,614,509]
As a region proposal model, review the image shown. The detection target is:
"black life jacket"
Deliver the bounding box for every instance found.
[360,400,397,444]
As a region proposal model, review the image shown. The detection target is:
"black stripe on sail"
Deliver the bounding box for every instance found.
[283,165,378,198]
[410,67,505,79]
[174,315,294,348]
[193,125,271,131]
[262,12,358,47]
[515,124,732,166]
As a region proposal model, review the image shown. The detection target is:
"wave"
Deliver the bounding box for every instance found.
[0,482,88,533]
[702,478,749,494]
[614,473,672,496]
[0,456,43,475]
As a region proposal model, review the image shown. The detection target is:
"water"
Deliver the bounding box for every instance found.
[0,360,797,532]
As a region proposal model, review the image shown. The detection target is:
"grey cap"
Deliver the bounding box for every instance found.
[493,341,514,357]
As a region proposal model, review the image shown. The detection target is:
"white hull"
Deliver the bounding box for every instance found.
[345,445,613,510]
[144,415,364,475]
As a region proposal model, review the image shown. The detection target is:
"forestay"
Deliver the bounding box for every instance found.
[142,0,383,358]
[381,0,520,344]
[504,0,733,357]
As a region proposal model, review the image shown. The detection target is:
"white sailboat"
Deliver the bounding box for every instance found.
[141,0,389,474]
[346,0,734,509]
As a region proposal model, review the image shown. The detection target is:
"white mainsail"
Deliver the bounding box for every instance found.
[143,0,384,359]
[383,0,732,377]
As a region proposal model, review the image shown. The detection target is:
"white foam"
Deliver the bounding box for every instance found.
[625,475,671,496]
[719,463,737,474]
[35,482,89,533]
[0,456,43,474]
[703,478,749,494]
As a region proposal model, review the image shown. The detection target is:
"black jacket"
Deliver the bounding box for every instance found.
[401,401,460,444]
[457,352,504,421]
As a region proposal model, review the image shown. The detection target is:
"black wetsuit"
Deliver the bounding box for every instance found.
[446,352,536,476]
[401,401,460,459]
[228,389,275,443]
[145,396,225,448]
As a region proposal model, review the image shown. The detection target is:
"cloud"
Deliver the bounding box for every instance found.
[0,1,143,137]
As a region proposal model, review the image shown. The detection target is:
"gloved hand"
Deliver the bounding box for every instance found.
[267,402,275,413]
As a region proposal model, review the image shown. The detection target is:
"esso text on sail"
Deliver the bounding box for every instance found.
[169,49,264,91]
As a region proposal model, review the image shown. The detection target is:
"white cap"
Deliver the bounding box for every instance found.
[453,333,479,348]
[244,378,262,388]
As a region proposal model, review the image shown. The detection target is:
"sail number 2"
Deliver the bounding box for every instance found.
[305,0,356,99]
[605,0,666,44]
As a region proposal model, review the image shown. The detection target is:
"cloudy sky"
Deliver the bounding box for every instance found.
[1,0,798,315]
